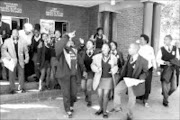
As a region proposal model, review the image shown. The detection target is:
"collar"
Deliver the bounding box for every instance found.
[131,54,139,63]
[34,35,41,42]
[111,50,117,55]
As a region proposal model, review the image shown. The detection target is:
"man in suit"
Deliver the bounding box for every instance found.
[111,43,148,120]
[0,12,11,81]
[55,31,85,118]
[1,29,29,93]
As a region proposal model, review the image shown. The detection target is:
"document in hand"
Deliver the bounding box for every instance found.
[2,58,16,72]
[124,77,145,87]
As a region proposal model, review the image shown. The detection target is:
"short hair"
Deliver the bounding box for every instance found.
[130,43,140,50]
[97,27,103,32]
[34,24,40,31]
[110,41,118,48]
[140,34,149,43]
[87,40,95,45]
[165,35,173,40]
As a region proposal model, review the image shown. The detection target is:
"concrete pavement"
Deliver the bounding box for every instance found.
[0,76,179,120]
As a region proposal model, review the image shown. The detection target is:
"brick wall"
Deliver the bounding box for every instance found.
[0,0,91,42]
[88,5,99,39]
[116,7,144,59]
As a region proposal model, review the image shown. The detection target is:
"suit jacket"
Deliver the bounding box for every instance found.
[1,37,29,68]
[55,35,85,79]
[91,53,118,90]
[0,22,11,41]
[118,55,149,96]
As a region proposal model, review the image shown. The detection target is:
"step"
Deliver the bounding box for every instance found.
[0,80,38,94]
[0,89,62,104]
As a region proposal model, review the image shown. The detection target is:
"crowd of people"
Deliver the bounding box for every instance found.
[0,12,179,120]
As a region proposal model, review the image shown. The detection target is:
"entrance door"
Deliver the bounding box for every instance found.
[2,16,29,30]
[55,21,69,35]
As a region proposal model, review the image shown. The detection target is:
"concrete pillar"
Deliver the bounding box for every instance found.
[143,1,154,44]
[112,13,117,42]
[152,3,161,55]
[103,11,110,40]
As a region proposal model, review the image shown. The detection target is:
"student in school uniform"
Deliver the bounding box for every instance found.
[81,40,95,107]
[110,43,148,120]
[90,27,108,53]
[138,34,157,107]
[91,43,118,118]
[37,33,51,91]
[55,31,86,118]
[156,35,179,107]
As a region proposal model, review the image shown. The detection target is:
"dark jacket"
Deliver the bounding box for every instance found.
[118,55,149,96]
[0,22,11,41]
[55,35,85,79]
[37,41,51,69]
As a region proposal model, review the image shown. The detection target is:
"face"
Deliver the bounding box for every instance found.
[34,30,40,37]
[86,41,94,50]
[128,44,138,55]
[55,31,61,38]
[140,37,147,45]
[102,44,110,56]
[42,34,48,42]
[98,29,103,35]
[110,42,116,50]
[24,29,31,35]
[66,40,74,48]
[12,30,19,39]
[164,37,172,46]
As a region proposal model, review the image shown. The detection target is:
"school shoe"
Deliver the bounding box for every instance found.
[9,90,16,94]
[103,112,109,118]
[87,102,92,107]
[70,107,74,112]
[163,102,169,107]
[66,111,72,118]
[95,109,103,115]
[127,113,133,120]
[110,107,123,112]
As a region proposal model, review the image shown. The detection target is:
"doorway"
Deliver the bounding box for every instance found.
[55,21,69,35]
[2,16,29,30]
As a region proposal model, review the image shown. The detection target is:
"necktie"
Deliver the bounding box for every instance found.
[168,46,171,52]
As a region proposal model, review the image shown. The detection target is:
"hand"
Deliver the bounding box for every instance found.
[68,31,76,39]
[83,71,88,79]
[79,38,84,44]
[164,61,171,66]
[24,59,29,64]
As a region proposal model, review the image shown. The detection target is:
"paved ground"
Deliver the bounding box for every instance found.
[0,75,179,120]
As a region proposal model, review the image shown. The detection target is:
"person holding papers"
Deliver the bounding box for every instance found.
[156,35,179,107]
[111,43,148,120]
[1,29,29,94]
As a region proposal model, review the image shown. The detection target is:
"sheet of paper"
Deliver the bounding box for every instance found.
[124,77,145,87]
[2,58,16,72]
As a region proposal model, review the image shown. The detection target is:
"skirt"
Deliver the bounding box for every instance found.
[98,78,113,90]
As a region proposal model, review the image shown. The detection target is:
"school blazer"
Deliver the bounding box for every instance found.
[91,53,118,90]
[118,55,149,96]
[1,37,29,68]
[55,35,85,79]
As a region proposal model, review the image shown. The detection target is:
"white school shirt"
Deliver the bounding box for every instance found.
[19,30,33,46]
[139,44,157,69]
[156,45,180,67]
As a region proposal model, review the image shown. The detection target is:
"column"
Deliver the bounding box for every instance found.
[103,11,110,40]
[112,13,118,42]
[142,1,154,44]
[152,3,161,55]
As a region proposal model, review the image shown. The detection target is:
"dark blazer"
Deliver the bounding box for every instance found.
[37,42,51,69]
[0,22,11,41]
[117,50,124,69]
[118,55,149,96]
[55,35,85,79]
